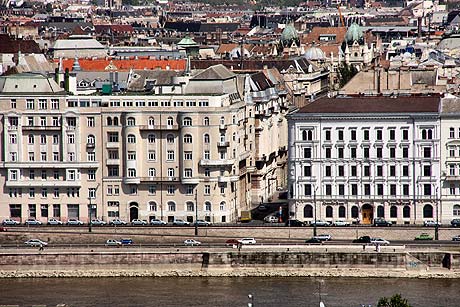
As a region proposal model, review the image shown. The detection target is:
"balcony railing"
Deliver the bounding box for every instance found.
[139,125,179,130]
[217,141,230,147]
[22,125,61,131]
[199,159,235,167]
[139,176,179,182]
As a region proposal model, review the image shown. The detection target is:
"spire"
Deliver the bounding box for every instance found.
[72,46,81,71]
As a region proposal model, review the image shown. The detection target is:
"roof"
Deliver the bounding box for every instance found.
[0,34,41,54]
[192,64,235,80]
[297,96,440,114]
[58,58,186,72]
[440,98,460,114]
[52,37,105,50]
[0,73,64,94]
[302,27,347,45]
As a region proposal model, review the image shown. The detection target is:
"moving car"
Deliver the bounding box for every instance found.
[90,219,107,226]
[264,215,278,223]
[194,220,212,226]
[451,219,460,227]
[24,239,48,247]
[184,239,201,246]
[415,233,433,240]
[67,219,84,226]
[333,220,350,227]
[225,239,239,246]
[131,219,147,226]
[305,237,322,243]
[373,218,392,227]
[238,238,256,245]
[452,235,460,241]
[286,219,305,227]
[424,220,441,227]
[370,238,390,246]
[121,238,133,245]
[150,219,167,226]
[352,236,372,244]
[258,205,268,211]
[105,239,122,246]
[313,234,332,241]
[109,219,127,226]
[173,219,190,226]
[2,219,20,226]
[24,218,42,226]
[310,220,331,227]
[47,218,63,226]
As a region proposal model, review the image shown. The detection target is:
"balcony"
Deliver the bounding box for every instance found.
[86,143,95,149]
[140,176,179,182]
[7,125,17,131]
[445,175,460,181]
[22,125,61,131]
[181,177,200,184]
[246,166,256,173]
[239,150,250,160]
[106,142,119,149]
[123,177,140,184]
[139,125,179,130]
[218,175,239,183]
[199,159,235,167]
[219,124,227,130]
[3,162,99,168]
[65,126,77,131]
[217,141,230,147]
[5,179,81,187]
[106,159,120,165]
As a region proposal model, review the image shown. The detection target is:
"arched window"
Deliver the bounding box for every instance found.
[87,134,95,144]
[232,115,236,124]
[423,204,433,218]
[302,130,313,141]
[204,134,210,144]
[168,201,176,211]
[128,168,136,177]
[454,205,460,216]
[167,117,173,126]
[148,168,156,177]
[351,206,359,218]
[249,125,253,133]
[377,205,385,218]
[167,134,174,144]
[390,206,397,218]
[127,117,136,126]
[205,201,212,211]
[127,134,136,143]
[428,129,433,139]
[326,205,333,218]
[183,117,192,126]
[149,201,157,211]
[186,201,194,212]
[421,129,427,139]
[184,134,192,143]
[148,134,156,143]
[113,117,119,126]
[403,205,411,218]
[232,132,236,141]
[338,205,346,218]
[220,116,225,125]
[220,133,225,142]
[148,117,155,127]
[107,117,112,126]
[304,205,313,218]
[203,117,209,126]
[219,201,226,211]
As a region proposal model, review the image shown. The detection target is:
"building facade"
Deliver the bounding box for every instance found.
[288,96,441,225]
[0,66,288,224]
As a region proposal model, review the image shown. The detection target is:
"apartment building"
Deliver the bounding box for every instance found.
[288,96,441,225]
[0,65,288,224]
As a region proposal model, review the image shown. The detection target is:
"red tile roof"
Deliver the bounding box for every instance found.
[57,58,186,71]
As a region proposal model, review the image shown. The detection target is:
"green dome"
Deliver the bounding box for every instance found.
[281,24,298,43]
[177,36,198,47]
[345,23,363,43]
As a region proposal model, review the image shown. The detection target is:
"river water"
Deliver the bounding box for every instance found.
[0,277,457,307]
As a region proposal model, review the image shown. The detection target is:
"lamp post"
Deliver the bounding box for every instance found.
[435,186,439,241]
[195,186,198,236]
[248,294,254,307]
[313,184,318,237]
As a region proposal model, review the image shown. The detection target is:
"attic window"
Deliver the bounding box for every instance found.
[33,84,37,88]
[14,85,18,88]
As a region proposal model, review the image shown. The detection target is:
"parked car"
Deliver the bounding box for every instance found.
[333,220,350,227]
[352,236,372,244]
[264,215,278,223]
[67,219,84,226]
[150,219,167,226]
[305,237,322,243]
[373,218,392,227]
[452,235,460,241]
[105,239,122,246]
[258,205,268,211]
[424,220,441,227]
[131,219,147,226]
[310,220,331,227]
[109,219,127,226]
[184,239,201,246]
[370,238,390,246]
[238,238,256,245]
[194,220,212,227]
[415,233,433,240]
[173,219,190,226]
[47,218,63,226]
[286,219,305,227]
[451,219,460,227]
[24,239,48,247]
[2,218,20,226]
[24,218,42,226]
[225,239,239,246]
[90,219,107,226]
[313,234,332,241]
[121,238,133,245]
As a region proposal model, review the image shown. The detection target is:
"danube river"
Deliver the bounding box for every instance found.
[0,277,458,306]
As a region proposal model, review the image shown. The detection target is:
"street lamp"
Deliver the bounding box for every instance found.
[195,185,198,236]
[313,184,318,237]
[248,294,254,307]
[435,186,439,240]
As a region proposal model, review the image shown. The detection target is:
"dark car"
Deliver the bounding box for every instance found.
[451,219,460,227]
[373,218,392,227]
[120,238,133,245]
[286,219,305,227]
[305,237,322,243]
[225,239,239,246]
[352,236,372,244]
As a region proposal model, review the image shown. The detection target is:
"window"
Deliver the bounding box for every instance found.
[377,206,384,218]
[168,201,176,211]
[184,151,192,160]
[304,184,311,196]
[377,184,383,195]
[54,188,59,198]
[364,184,371,195]
[67,170,76,181]
[53,135,59,144]
[88,170,95,181]
[325,130,331,141]
[423,204,433,218]
[325,184,332,195]
[27,116,34,126]
[389,129,396,140]
[338,165,344,177]
[364,165,370,176]
[219,202,226,211]
[127,152,136,160]
[325,148,331,158]
[338,184,344,195]
[204,134,210,144]
[204,150,210,160]
[186,202,194,212]
[184,134,192,143]
[376,129,382,140]
[220,185,225,194]
[40,134,46,144]
[87,135,95,144]
[389,147,396,158]
[302,130,313,140]
[149,185,156,195]
[303,205,313,218]
[108,166,119,177]
[350,147,356,158]
[326,206,333,218]
[204,185,211,196]
[183,117,192,126]
[149,202,157,211]
[389,165,396,177]
[350,130,356,141]
[29,188,35,198]
[68,134,75,144]
[338,129,344,141]
[54,170,59,180]
[108,132,118,143]
[363,129,369,140]
[402,129,409,140]
[87,117,95,127]
[423,147,431,158]
[10,99,16,109]
[390,184,397,196]
[303,166,311,177]
[41,152,47,161]
[167,150,175,161]
[423,184,432,196]
[377,165,383,177]
[363,148,369,158]
[52,117,59,127]
[9,170,18,181]
[450,147,455,157]
[205,201,212,211]
[9,152,17,162]
[423,165,431,176]
[351,184,357,195]
[28,152,34,161]
[351,166,357,177]
[338,206,345,218]
[184,168,192,178]
[127,117,136,126]
[203,117,209,126]
[376,147,382,158]
[402,147,409,158]
[148,150,156,161]
[28,135,34,144]
[390,206,397,218]
[148,134,156,143]
[39,99,47,110]
[26,99,34,110]
[40,117,46,127]
[68,152,75,162]
[453,205,460,216]
[127,134,136,143]
[9,134,17,144]
[450,128,455,138]
[167,186,175,195]
[88,188,96,199]
[167,168,175,177]
[403,165,409,177]
[304,148,312,158]
[204,168,210,177]
[325,165,331,177]
[167,134,174,144]
[403,206,410,218]
[128,168,137,177]
[337,147,344,158]
[51,99,59,110]
[421,129,433,140]
[403,184,409,196]
[167,117,174,126]
[351,206,359,218]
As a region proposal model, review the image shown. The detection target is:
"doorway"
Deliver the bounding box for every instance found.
[361,204,373,224]
[129,203,139,221]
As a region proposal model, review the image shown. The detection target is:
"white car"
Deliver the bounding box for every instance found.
[131,219,147,226]
[67,219,84,226]
[264,215,278,223]
[2,218,20,226]
[25,239,48,247]
[370,238,390,246]
[184,239,201,246]
[48,218,63,225]
[333,220,350,227]
[105,239,122,246]
[238,238,256,245]
[313,234,332,241]
[90,219,107,226]
[424,220,441,227]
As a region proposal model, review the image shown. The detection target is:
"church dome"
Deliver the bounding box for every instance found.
[345,23,364,43]
[304,46,325,61]
[281,24,298,44]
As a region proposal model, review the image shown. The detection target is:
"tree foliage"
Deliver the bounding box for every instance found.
[338,62,358,87]
[377,294,412,307]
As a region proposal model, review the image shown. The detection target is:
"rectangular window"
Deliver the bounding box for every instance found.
[51,99,59,110]
[167,185,175,195]
[53,170,59,180]
[53,188,59,198]
[88,169,96,181]
[52,117,59,127]
[325,148,331,159]
[204,150,210,160]
[450,184,456,195]
[376,147,382,159]
[184,168,192,178]
[338,130,344,141]
[26,99,34,110]
[390,184,397,196]
[87,117,95,127]
[337,147,344,158]
[167,150,175,161]
[41,170,46,180]
[325,165,331,177]
[303,148,312,158]
[28,152,34,161]
[338,165,344,177]
[364,184,371,195]
[364,165,370,176]
[68,134,75,144]
[389,147,396,158]
[338,184,345,195]
[38,99,47,110]
[303,165,311,177]
[350,147,356,158]
[325,184,332,195]
[423,147,431,158]
[41,152,47,161]
[204,185,211,195]
[167,168,175,177]
[41,188,47,198]
[325,130,331,141]
[450,165,456,176]
[351,166,357,177]
[350,130,356,141]
[184,151,192,160]
[377,165,383,177]
[108,132,119,143]
[363,148,369,158]
[423,165,431,176]
[363,129,369,141]
[68,152,75,162]
[403,147,409,158]
[351,184,358,195]
[403,184,409,196]
[402,129,409,140]
[108,166,119,177]
[389,165,396,177]
[376,129,383,140]
[127,152,136,160]
[30,170,35,180]
[377,184,383,195]
[389,129,396,140]
[424,184,431,196]
[53,135,59,144]
[403,165,409,177]
[148,185,156,195]
[29,188,35,198]
[53,152,59,161]
[186,185,194,195]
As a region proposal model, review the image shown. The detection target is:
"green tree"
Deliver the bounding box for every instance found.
[377,294,412,307]
[338,62,358,87]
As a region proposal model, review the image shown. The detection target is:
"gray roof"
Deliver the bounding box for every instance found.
[51,37,105,51]
[127,70,181,92]
[440,98,460,114]
[0,73,65,95]
[191,64,235,81]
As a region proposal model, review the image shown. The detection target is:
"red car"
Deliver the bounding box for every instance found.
[225,239,239,246]
[0,226,7,232]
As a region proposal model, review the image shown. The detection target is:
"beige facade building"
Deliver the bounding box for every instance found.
[0,65,288,224]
